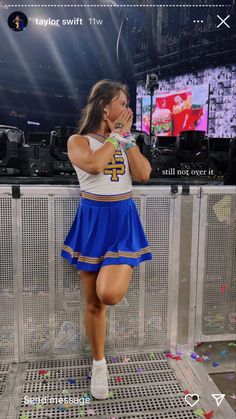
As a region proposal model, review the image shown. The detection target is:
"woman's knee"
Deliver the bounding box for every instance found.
[96,264,133,305]
[97,291,122,306]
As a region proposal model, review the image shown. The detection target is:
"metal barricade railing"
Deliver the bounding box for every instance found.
[195,186,236,343]
[0,185,235,362]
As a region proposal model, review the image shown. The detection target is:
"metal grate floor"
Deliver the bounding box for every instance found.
[0,353,203,418]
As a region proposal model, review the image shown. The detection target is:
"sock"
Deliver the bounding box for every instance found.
[93,357,106,366]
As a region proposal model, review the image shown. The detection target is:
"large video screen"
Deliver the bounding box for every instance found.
[141,84,209,136]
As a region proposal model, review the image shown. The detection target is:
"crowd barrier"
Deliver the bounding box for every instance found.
[0,185,235,362]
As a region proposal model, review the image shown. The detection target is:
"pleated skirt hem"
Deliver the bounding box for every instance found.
[61,247,153,272]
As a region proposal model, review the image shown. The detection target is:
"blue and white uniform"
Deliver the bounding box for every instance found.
[61,135,152,271]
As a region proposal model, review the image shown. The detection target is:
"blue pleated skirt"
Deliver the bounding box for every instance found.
[60,191,153,272]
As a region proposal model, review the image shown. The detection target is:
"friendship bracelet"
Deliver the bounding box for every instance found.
[121,132,136,152]
[123,133,136,144]
[123,142,136,152]
[123,131,132,139]
[109,131,130,144]
[105,137,119,149]
[112,129,126,138]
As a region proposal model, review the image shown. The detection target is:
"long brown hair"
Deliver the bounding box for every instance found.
[76,79,130,135]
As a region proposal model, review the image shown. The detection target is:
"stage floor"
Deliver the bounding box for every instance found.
[0,352,234,419]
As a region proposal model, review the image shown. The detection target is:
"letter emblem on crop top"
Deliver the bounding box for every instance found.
[103,149,125,181]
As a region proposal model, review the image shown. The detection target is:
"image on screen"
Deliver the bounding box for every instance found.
[140,84,209,136]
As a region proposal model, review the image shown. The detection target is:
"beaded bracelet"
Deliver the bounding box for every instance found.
[122,132,136,148]
[123,142,136,152]
[105,137,119,149]
[123,131,132,139]
[107,132,127,144]
[122,132,136,143]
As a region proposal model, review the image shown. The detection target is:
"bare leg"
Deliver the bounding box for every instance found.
[80,270,106,360]
[80,265,133,358]
[96,264,133,305]
[85,304,106,360]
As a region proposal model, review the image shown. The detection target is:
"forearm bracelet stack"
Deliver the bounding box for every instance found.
[108,131,130,143]
[105,131,136,151]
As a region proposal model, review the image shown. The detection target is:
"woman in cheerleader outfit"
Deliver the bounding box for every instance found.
[61,79,153,400]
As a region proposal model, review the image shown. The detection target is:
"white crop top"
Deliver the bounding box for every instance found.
[72,135,132,195]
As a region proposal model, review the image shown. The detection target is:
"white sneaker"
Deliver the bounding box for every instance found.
[90,362,109,400]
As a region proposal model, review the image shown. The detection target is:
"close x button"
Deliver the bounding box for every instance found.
[217,15,230,29]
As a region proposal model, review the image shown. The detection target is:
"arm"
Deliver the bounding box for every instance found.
[126,145,152,183]
[67,135,117,175]
[68,112,147,176]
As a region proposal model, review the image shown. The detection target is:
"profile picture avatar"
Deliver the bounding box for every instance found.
[8,11,28,31]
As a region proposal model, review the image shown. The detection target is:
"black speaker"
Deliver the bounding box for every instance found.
[0,125,24,168]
